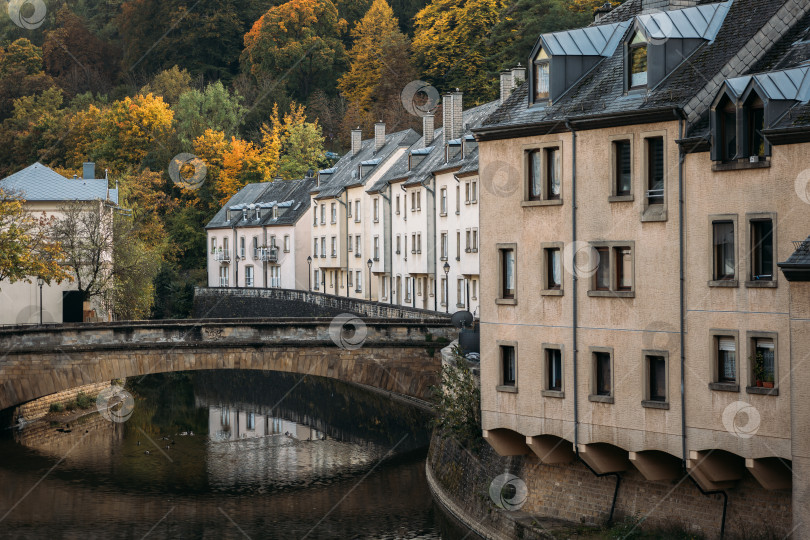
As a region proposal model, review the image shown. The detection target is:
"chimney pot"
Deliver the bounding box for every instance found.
[83,162,95,180]
[500,70,514,105]
[374,122,385,153]
[443,91,464,146]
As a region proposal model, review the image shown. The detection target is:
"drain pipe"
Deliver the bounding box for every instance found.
[567,119,621,526]
[675,109,688,467]
[687,475,728,538]
[565,120,580,450]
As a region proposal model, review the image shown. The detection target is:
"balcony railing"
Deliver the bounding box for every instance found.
[214,250,231,262]
[257,247,278,262]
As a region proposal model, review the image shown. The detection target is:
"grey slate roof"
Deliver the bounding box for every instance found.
[541,20,631,57]
[205,177,316,230]
[636,1,731,42]
[477,0,789,136]
[312,128,420,200]
[0,162,119,204]
[370,100,499,193]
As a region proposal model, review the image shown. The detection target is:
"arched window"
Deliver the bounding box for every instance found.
[628,31,648,89]
[534,48,550,102]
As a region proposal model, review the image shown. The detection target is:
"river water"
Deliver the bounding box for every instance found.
[0,371,476,539]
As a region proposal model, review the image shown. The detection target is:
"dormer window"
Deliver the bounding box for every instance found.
[241,208,248,220]
[272,206,278,219]
[628,31,647,89]
[534,48,550,102]
[720,98,737,161]
[746,94,765,158]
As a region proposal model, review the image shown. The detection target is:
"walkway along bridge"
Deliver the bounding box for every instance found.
[0,317,456,411]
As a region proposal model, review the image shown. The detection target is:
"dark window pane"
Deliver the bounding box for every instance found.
[649,356,666,401]
[749,106,765,157]
[615,141,631,195]
[722,106,737,161]
[616,247,632,290]
[502,346,516,385]
[596,352,611,395]
[713,221,735,280]
[752,220,773,280]
[647,137,664,204]
[595,248,610,290]
[547,349,562,391]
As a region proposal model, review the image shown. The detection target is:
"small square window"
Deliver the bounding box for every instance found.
[713,221,735,280]
[717,336,736,383]
[614,140,631,196]
[646,137,664,205]
[545,247,561,290]
[499,247,516,300]
[647,355,666,402]
[595,247,610,290]
[501,345,516,387]
[751,219,774,281]
[594,352,612,397]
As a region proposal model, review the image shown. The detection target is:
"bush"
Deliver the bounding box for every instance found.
[49,402,64,413]
[75,392,95,409]
[432,345,481,445]
[64,401,76,411]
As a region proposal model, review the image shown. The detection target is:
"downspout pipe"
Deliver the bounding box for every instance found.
[575,447,621,526]
[565,120,579,451]
[422,176,437,312]
[675,108,688,468]
[380,183,393,305]
[336,193,348,297]
[687,475,728,539]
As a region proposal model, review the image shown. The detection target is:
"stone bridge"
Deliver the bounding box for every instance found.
[0,317,456,411]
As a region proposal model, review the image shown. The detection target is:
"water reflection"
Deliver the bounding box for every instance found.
[0,370,473,539]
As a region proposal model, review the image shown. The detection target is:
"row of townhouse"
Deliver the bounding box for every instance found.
[207,81,517,316]
[205,177,315,290]
[475,0,810,535]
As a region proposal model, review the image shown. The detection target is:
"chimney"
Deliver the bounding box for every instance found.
[374,121,385,153]
[641,0,695,13]
[423,114,434,146]
[83,162,95,179]
[351,127,362,156]
[594,2,612,21]
[443,91,463,146]
[511,63,526,87]
[500,70,514,105]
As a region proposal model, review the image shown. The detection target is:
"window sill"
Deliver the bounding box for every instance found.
[712,159,770,172]
[440,212,447,217]
[708,279,738,287]
[440,256,447,261]
[709,382,739,392]
[521,199,563,207]
[355,254,362,258]
[608,194,634,203]
[745,280,777,288]
[588,394,614,404]
[541,289,563,296]
[455,211,460,215]
[455,257,461,261]
[587,290,635,298]
[373,258,379,262]
[495,298,517,305]
[641,400,669,410]
[641,205,667,222]
[542,389,564,398]
[746,386,778,396]
[456,304,465,308]
[496,385,518,393]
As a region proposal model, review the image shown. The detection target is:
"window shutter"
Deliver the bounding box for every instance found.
[718,338,735,352]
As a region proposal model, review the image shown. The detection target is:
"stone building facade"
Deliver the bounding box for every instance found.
[475,0,810,535]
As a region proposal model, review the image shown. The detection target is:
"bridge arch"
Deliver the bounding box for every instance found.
[0,318,455,410]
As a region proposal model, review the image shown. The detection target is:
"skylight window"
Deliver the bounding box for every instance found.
[534,48,550,101]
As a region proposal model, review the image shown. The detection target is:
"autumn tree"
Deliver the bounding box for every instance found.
[242,0,348,100]
[0,39,55,120]
[0,189,70,288]
[261,102,326,181]
[139,66,193,105]
[0,87,66,174]
[412,0,508,103]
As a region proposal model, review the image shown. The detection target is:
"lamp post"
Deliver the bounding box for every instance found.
[366,258,373,301]
[36,277,44,324]
[443,262,450,314]
[306,256,312,291]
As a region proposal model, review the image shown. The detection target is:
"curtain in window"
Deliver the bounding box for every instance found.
[551,249,561,287]
[718,338,736,381]
[549,149,561,198]
[530,151,542,198]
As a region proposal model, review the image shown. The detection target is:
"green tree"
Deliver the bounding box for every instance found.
[139,65,193,105]
[241,0,347,100]
[0,39,55,121]
[174,81,245,150]
[412,0,508,103]
[0,87,66,173]
[433,346,481,445]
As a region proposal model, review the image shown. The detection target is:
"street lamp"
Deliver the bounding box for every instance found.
[443,261,450,314]
[36,277,44,324]
[306,256,312,291]
[366,258,373,301]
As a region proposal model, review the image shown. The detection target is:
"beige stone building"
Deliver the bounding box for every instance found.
[476,0,810,535]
